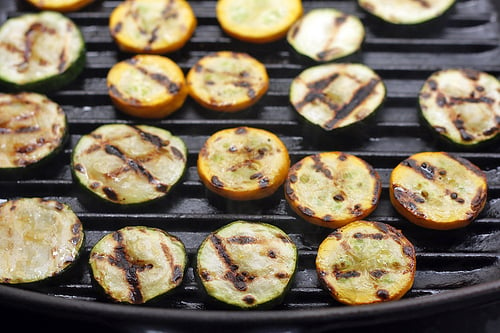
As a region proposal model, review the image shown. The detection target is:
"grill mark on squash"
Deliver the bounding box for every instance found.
[160,242,183,284]
[125,59,181,94]
[18,22,58,73]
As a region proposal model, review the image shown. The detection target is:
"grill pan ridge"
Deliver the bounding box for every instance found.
[0,0,499,331]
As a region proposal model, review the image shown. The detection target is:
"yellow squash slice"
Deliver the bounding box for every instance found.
[216,0,303,43]
[197,127,290,201]
[109,0,197,54]
[187,51,269,112]
[389,152,488,230]
[107,55,188,119]
[316,220,416,305]
[285,152,381,228]
[25,0,95,12]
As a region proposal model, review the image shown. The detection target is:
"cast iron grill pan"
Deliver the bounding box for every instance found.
[0,0,499,331]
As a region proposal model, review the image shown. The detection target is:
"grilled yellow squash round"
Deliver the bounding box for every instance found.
[0,197,84,284]
[285,152,381,228]
[316,220,416,305]
[419,68,499,146]
[72,124,187,205]
[216,0,303,43]
[187,51,269,112]
[25,0,95,12]
[197,127,290,201]
[107,55,188,119]
[389,152,488,230]
[196,221,297,309]
[89,226,187,304]
[109,0,197,54]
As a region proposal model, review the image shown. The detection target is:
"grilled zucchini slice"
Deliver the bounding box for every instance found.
[216,0,303,43]
[316,220,416,305]
[389,152,488,230]
[187,51,269,112]
[289,63,385,131]
[197,126,290,201]
[196,221,297,309]
[287,8,365,62]
[72,124,187,205]
[0,92,67,174]
[109,0,197,54]
[107,55,188,119]
[25,0,95,12]
[0,11,85,92]
[89,226,187,304]
[358,0,456,25]
[419,68,499,147]
[0,197,84,284]
[285,152,381,228]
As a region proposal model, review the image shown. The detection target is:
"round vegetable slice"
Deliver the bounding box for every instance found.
[216,0,303,43]
[197,126,290,201]
[289,63,386,131]
[107,55,188,119]
[109,0,197,54]
[196,221,297,309]
[358,0,456,25]
[0,92,67,173]
[0,11,86,92]
[0,197,84,284]
[25,0,95,12]
[419,68,499,147]
[186,51,269,112]
[89,226,187,304]
[285,152,381,228]
[389,152,488,230]
[316,220,416,305]
[287,8,365,62]
[72,124,187,205]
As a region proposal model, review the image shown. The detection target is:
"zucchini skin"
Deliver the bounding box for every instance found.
[0,11,86,93]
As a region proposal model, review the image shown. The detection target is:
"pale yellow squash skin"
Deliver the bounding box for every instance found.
[197,127,289,200]
[89,226,187,304]
[390,152,488,230]
[109,0,197,54]
[25,0,95,12]
[216,0,303,43]
[316,220,416,305]
[107,55,188,119]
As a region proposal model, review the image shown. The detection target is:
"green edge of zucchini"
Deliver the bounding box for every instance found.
[0,11,86,93]
[196,221,298,309]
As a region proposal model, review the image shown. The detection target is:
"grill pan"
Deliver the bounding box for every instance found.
[0,0,499,331]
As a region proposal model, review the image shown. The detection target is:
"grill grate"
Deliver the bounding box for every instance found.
[0,0,499,320]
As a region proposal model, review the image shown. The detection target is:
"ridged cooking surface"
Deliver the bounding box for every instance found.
[0,0,499,312]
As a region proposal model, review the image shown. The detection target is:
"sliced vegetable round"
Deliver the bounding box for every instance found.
[72,124,187,205]
[316,220,416,305]
[89,226,187,304]
[107,55,188,119]
[290,63,385,131]
[197,126,290,201]
[287,8,365,62]
[285,152,381,228]
[0,197,84,284]
[187,51,269,112]
[0,92,67,172]
[25,0,95,12]
[0,11,86,92]
[109,0,197,54]
[419,68,499,146]
[196,221,297,309]
[389,152,488,230]
[216,0,303,43]
[358,0,456,25]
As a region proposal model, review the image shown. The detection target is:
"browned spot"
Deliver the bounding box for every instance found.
[243,295,256,305]
[376,289,390,300]
[103,186,119,201]
[334,270,360,279]
[370,269,387,279]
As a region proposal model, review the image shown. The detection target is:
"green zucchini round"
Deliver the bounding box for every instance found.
[196,221,297,309]
[89,226,187,304]
[0,92,68,177]
[0,11,86,92]
[0,197,84,284]
[71,124,187,205]
[419,68,499,148]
